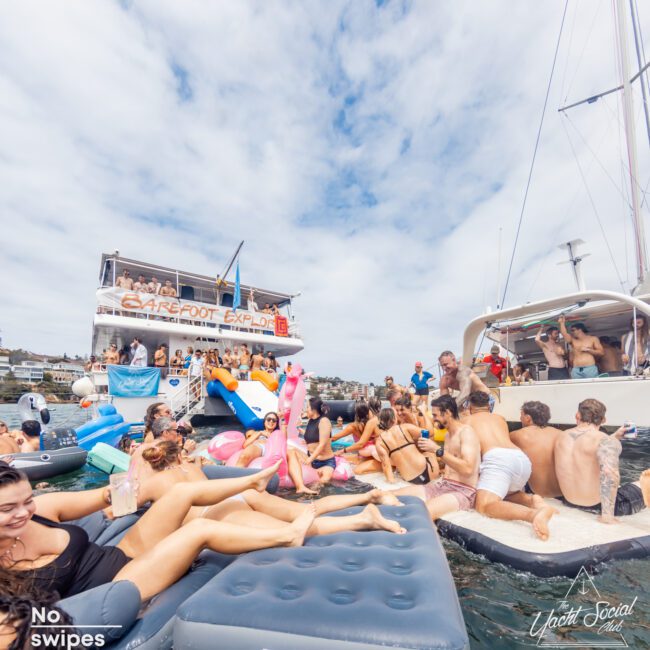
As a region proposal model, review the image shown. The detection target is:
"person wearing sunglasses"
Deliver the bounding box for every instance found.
[236,412,281,468]
[115,269,134,290]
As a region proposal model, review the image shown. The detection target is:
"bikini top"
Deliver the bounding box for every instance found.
[381,426,415,457]
[304,416,322,444]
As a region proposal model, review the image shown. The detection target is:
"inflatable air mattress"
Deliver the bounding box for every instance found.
[437,498,650,577]
[76,404,132,450]
[4,447,87,481]
[87,443,131,474]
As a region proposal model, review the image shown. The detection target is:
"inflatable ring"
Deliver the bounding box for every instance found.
[211,368,238,391]
[250,369,279,392]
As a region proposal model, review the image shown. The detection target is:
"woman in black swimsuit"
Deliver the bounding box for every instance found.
[376,408,439,485]
[0,460,314,603]
[287,397,335,495]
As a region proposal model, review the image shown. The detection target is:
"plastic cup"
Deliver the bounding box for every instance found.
[623,421,637,440]
[109,472,138,517]
[421,429,430,439]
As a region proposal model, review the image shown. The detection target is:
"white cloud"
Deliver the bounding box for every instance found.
[1,0,649,383]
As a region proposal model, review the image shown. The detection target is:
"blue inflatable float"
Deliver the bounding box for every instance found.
[76,404,132,451]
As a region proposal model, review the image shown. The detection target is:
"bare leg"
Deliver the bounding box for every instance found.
[287,448,318,495]
[222,503,406,536]
[392,485,427,501]
[117,461,280,557]
[317,465,335,485]
[426,494,461,520]
[475,490,557,541]
[236,445,262,468]
[242,487,402,521]
[114,510,315,601]
[505,491,545,509]
[354,458,383,474]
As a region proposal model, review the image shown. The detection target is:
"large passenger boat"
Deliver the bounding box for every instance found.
[90,252,304,422]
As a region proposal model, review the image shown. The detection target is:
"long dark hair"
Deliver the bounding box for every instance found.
[263,412,280,431]
[308,397,329,417]
[368,397,382,416]
[378,408,396,431]
[354,403,370,425]
[144,402,166,433]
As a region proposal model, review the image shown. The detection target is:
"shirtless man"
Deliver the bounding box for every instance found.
[0,423,19,455]
[466,391,557,540]
[392,395,480,520]
[16,421,41,453]
[384,376,407,396]
[558,316,603,379]
[104,343,120,366]
[438,351,491,411]
[250,349,265,372]
[115,269,133,290]
[147,277,161,294]
[222,348,233,370]
[597,337,624,376]
[534,325,569,380]
[555,399,650,523]
[510,401,562,497]
[239,344,252,379]
[159,279,177,297]
[133,274,148,292]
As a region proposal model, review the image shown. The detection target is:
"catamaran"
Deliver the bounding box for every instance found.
[463,0,650,429]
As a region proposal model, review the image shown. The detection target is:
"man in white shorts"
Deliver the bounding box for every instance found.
[465,391,558,540]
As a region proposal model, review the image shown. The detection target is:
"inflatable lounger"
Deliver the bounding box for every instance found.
[207,379,278,430]
[3,447,87,482]
[76,404,132,451]
[437,498,650,577]
[87,443,131,474]
[58,493,468,649]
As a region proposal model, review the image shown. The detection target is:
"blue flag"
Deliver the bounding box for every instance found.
[233,260,241,311]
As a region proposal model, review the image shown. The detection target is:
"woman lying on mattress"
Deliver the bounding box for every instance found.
[0,454,403,604]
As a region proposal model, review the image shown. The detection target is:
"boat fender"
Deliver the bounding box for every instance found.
[211,368,238,391]
[250,369,279,392]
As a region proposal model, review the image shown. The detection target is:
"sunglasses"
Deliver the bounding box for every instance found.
[265,417,278,423]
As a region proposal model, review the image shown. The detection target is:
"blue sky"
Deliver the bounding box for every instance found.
[1,0,650,382]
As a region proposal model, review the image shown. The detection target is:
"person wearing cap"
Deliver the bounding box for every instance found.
[483,345,507,384]
[409,362,434,406]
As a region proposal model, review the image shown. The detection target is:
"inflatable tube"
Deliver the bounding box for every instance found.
[211,367,238,391]
[4,447,87,481]
[251,369,279,392]
[323,400,356,422]
[207,431,245,461]
[17,392,50,428]
[87,443,131,474]
[437,498,650,577]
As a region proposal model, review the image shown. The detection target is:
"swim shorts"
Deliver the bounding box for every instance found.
[239,364,250,371]
[562,483,645,517]
[477,448,532,498]
[415,388,429,396]
[571,365,599,379]
[312,457,336,471]
[424,478,476,510]
[548,367,570,380]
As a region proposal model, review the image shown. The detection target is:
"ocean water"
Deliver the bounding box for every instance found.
[2,404,648,648]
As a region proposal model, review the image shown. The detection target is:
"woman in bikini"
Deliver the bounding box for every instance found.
[336,398,384,475]
[375,408,439,485]
[235,412,280,467]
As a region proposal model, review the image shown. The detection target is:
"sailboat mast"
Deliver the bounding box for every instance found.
[616,0,649,288]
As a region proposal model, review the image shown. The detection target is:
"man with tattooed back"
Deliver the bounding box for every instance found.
[555,399,650,524]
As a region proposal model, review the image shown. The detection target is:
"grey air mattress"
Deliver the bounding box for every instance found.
[58,474,468,649]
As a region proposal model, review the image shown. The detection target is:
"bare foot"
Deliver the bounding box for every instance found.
[296,485,319,496]
[252,461,281,492]
[361,504,406,534]
[286,504,316,546]
[369,489,403,507]
[640,469,650,508]
[532,506,558,541]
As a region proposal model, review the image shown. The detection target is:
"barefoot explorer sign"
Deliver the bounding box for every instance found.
[529,566,637,647]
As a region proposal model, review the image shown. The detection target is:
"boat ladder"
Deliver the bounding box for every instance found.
[169,375,204,421]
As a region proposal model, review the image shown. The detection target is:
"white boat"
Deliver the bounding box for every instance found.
[461,1,650,429]
[89,252,304,423]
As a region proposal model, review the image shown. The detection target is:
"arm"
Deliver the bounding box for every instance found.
[444,428,481,476]
[342,418,377,453]
[590,337,605,359]
[332,423,358,442]
[534,327,544,350]
[595,435,622,523]
[243,430,262,449]
[35,486,110,523]
[558,316,571,343]
[454,367,473,408]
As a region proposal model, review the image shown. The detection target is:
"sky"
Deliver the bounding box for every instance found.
[1,0,650,383]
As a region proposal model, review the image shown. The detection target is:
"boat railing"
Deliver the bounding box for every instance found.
[169,373,204,422]
[96,287,300,339]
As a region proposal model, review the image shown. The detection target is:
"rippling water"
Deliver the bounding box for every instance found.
[2,403,648,648]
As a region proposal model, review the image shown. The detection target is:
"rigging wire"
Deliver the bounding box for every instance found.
[559,0,580,101]
[499,0,570,310]
[560,116,627,291]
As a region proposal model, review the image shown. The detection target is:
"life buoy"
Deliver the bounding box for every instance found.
[211,368,238,392]
[250,369,279,392]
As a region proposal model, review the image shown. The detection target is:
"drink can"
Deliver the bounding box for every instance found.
[421,429,430,439]
[623,421,637,439]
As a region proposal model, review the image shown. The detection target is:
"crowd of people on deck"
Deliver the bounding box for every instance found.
[87,338,280,386]
[475,314,650,384]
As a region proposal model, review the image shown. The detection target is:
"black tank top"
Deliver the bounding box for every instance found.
[304,416,322,444]
[16,514,130,598]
